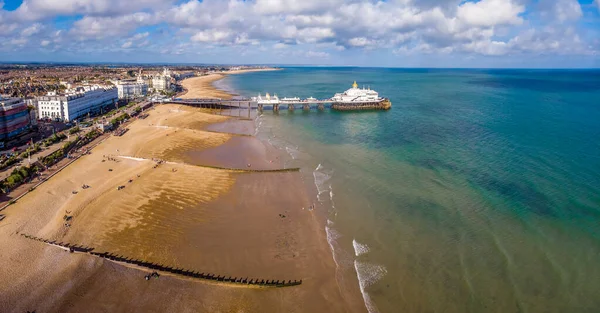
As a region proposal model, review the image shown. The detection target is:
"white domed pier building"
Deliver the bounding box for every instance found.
[330,81,391,110]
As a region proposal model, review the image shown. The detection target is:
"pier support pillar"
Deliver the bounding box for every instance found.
[303,104,310,111]
[318,103,325,110]
[274,104,279,111]
[288,104,295,111]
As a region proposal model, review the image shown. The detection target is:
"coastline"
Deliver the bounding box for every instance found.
[180,68,281,100]
[0,68,356,312]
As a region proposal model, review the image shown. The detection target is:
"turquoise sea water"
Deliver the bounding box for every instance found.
[222,68,600,312]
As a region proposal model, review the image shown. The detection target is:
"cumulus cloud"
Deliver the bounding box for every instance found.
[69,13,156,39]
[21,23,42,37]
[0,0,597,62]
[305,50,330,58]
[273,42,290,49]
[538,0,582,23]
[456,0,524,27]
[191,29,233,43]
[555,0,582,22]
[254,0,343,15]
[12,0,173,21]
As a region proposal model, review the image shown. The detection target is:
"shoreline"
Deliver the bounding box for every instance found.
[0,68,355,312]
[179,68,280,100]
[183,69,365,312]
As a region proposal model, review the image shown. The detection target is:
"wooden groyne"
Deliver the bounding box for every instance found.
[195,164,300,173]
[19,233,302,288]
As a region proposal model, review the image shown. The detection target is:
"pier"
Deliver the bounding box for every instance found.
[168,82,391,111]
[168,98,331,110]
[167,98,390,111]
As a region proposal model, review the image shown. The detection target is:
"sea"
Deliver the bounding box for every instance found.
[219,67,600,313]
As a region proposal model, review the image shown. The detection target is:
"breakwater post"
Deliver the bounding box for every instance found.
[19,233,302,288]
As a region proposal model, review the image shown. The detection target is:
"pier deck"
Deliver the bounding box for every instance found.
[168,99,330,110]
[167,98,390,111]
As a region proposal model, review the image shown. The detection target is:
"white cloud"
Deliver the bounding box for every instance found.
[10,38,28,46]
[253,0,342,15]
[305,50,330,58]
[0,23,18,36]
[347,37,379,48]
[191,29,232,43]
[273,42,289,49]
[12,0,173,21]
[69,13,155,39]
[40,40,50,46]
[457,0,525,27]
[295,27,335,42]
[553,0,582,22]
[21,23,42,37]
[463,40,508,56]
[131,32,149,40]
[0,0,597,61]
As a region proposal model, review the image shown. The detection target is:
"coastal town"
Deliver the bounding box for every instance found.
[0,64,270,213]
[0,64,355,313]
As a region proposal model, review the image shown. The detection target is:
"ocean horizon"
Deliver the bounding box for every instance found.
[4,61,600,70]
[222,67,600,312]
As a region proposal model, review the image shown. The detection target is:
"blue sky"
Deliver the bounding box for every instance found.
[0,0,599,67]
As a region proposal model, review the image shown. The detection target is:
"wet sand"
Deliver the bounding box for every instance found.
[0,78,355,312]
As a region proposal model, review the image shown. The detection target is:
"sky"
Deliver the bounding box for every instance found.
[0,0,599,68]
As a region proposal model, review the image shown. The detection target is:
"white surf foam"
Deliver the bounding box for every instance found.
[325,221,342,269]
[254,115,264,136]
[354,260,387,313]
[352,239,370,257]
[313,164,333,202]
[329,186,336,210]
[285,146,300,160]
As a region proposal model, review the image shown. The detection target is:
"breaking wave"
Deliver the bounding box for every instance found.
[354,261,387,313]
[352,239,370,257]
[313,164,333,202]
[325,220,342,269]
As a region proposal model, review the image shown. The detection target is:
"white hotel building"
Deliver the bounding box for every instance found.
[37,85,118,122]
[116,81,148,100]
[151,75,171,92]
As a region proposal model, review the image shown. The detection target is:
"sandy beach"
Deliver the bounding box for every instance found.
[179,68,280,99]
[0,70,358,312]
